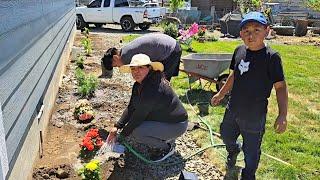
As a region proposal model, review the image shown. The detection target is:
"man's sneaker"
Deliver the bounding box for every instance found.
[226,151,240,169]
[149,144,175,162]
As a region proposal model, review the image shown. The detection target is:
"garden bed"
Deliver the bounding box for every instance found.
[32,30,224,179]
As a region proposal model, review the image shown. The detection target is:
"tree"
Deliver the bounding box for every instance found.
[169,0,184,13]
[305,0,320,11]
[234,0,262,14]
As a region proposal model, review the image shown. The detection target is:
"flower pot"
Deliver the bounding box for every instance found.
[295,19,308,37]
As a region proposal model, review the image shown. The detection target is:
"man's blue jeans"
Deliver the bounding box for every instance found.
[220,109,265,180]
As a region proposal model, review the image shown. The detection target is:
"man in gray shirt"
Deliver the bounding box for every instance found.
[101,33,182,81]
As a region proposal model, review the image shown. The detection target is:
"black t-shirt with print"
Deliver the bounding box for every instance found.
[227,45,284,130]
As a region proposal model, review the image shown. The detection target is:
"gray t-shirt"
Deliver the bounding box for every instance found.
[120,33,177,64]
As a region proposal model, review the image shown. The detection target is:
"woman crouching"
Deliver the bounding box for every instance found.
[107,54,188,162]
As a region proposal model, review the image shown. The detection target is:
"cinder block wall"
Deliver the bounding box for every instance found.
[0,0,75,179]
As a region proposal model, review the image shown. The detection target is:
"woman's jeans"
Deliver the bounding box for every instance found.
[131,120,188,149]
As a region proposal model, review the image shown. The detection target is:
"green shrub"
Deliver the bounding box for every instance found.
[78,74,98,97]
[81,38,92,56]
[83,27,90,38]
[75,68,86,86]
[163,23,179,39]
[76,56,85,69]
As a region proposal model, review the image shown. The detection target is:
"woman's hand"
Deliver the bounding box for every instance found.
[106,127,118,143]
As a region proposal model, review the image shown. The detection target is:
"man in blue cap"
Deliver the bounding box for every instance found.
[211,11,288,179]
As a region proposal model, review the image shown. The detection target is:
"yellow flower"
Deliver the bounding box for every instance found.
[85,162,98,171]
[91,160,100,164]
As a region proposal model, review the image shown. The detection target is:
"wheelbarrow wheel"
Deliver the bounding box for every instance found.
[216,74,229,91]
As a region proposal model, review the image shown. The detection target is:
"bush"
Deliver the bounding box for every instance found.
[83,27,90,38]
[75,68,86,86]
[75,68,98,97]
[81,38,92,56]
[163,23,179,39]
[78,75,98,97]
[76,56,85,69]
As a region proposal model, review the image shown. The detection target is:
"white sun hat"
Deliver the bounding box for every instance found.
[119,53,164,73]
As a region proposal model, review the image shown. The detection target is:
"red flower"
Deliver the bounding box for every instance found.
[79,113,93,121]
[86,143,94,151]
[87,129,99,138]
[80,128,104,152]
[81,138,94,150]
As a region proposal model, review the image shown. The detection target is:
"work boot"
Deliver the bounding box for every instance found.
[149,143,175,162]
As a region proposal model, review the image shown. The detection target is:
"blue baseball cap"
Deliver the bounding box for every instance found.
[240,11,268,28]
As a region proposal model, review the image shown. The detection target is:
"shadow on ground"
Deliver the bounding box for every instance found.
[179,89,228,117]
[108,151,185,179]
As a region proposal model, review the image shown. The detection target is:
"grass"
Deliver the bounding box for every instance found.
[121,34,140,43]
[122,35,320,179]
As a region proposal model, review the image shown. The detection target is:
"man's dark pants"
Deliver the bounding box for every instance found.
[163,43,182,81]
[220,108,265,180]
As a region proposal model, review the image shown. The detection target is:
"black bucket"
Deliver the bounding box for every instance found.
[295,19,308,37]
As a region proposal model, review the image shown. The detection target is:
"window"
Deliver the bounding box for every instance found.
[144,3,158,8]
[104,0,110,7]
[87,0,102,8]
[115,0,129,7]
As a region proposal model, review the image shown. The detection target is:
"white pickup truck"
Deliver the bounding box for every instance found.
[76,0,162,31]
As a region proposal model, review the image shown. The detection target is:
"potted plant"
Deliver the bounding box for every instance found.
[74,99,95,122]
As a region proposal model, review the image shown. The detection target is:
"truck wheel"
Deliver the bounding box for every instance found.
[120,16,135,32]
[94,23,103,28]
[76,15,88,30]
[216,74,229,91]
[138,23,151,31]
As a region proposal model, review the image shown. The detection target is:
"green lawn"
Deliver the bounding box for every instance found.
[123,36,320,179]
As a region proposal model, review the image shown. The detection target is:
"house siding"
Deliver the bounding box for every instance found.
[0,0,75,178]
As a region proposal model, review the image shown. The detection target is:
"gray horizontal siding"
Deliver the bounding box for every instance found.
[0,0,74,75]
[0,0,75,176]
[2,9,74,136]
